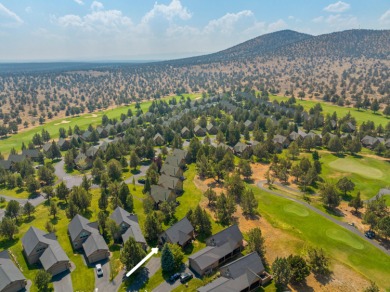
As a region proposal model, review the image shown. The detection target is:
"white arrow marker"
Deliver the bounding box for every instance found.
[126,247,159,277]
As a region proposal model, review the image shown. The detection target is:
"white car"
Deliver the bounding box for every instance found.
[95,264,103,277]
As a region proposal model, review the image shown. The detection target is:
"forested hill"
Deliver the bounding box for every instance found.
[169,30,312,65]
[271,29,390,59]
[170,29,390,65]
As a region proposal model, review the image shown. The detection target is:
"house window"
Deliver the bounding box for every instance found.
[80,231,89,239]
[36,247,46,253]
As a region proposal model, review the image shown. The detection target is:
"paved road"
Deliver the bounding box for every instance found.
[257,181,390,255]
[54,158,99,189]
[52,269,73,292]
[365,188,390,203]
[124,164,149,186]
[153,262,193,292]
[127,257,160,292]
[0,194,45,220]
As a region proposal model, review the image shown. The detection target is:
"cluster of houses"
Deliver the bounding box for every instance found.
[0,149,40,171]
[149,149,188,207]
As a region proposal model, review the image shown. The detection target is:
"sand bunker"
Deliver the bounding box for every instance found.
[54,120,71,126]
[85,114,98,118]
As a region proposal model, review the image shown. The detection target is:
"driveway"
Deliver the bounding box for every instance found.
[94,259,112,292]
[127,257,160,292]
[54,158,99,189]
[52,269,73,292]
[0,209,4,220]
[0,194,46,207]
[152,262,193,292]
[257,180,390,255]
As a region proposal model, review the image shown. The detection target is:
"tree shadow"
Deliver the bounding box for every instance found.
[290,281,315,292]
[324,207,344,217]
[243,213,261,221]
[341,193,353,201]
[0,238,18,250]
[58,201,68,210]
[314,271,334,285]
[130,169,141,175]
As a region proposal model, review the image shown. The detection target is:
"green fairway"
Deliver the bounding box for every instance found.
[328,158,384,179]
[252,186,390,290]
[320,153,390,200]
[325,228,364,250]
[283,204,309,217]
[269,95,389,127]
[0,93,200,156]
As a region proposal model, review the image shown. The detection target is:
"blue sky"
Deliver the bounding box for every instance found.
[0,0,389,61]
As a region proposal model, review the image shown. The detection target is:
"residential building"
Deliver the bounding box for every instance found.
[0,250,27,292]
[159,217,194,247]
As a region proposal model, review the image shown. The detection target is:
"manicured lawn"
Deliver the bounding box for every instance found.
[269,95,389,126]
[0,93,200,156]
[320,153,390,200]
[3,200,95,292]
[251,186,390,290]
[0,187,31,199]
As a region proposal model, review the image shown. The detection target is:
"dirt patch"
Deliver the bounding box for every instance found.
[194,174,372,292]
[251,162,269,182]
[54,120,71,126]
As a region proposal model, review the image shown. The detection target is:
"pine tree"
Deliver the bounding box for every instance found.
[161,244,175,273]
[144,212,162,242]
[120,237,146,271]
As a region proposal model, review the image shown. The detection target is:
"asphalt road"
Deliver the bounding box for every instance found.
[256,180,390,256]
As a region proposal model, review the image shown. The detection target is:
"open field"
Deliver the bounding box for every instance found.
[251,186,390,290]
[269,95,389,126]
[0,93,200,156]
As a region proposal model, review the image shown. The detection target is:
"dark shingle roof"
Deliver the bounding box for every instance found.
[0,160,12,170]
[110,207,146,244]
[40,243,69,271]
[150,185,173,203]
[0,250,26,291]
[198,252,265,292]
[190,225,243,270]
[165,155,184,167]
[22,149,40,158]
[161,217,194,245]
[68,214,99,242]
[172,149,188,161]
[160,164,181,177]
[158,174,180,190]
[42,142,52,152]
[82,233,109,257]
[7,154,24,163]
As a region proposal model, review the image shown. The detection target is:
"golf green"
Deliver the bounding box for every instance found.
[328,158,383,179]
[326,228,365,250]
[283,204,309,217]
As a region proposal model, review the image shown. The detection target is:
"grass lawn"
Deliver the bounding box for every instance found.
[251,186,390,290]
[0,187,31,199]
[3,200,95,292]
[0,93,200,156]
[319,153,390,200]
[269,95,389,127]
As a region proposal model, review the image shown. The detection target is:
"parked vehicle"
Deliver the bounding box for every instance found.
[95,264,103,277]
[169,273,181,283]
[180,272,193,283]
[138,178,146,184]
[365,230,375,239]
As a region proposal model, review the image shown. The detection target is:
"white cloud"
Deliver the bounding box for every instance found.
[142,0,191,24]
[0,3,23,26]
[74,0,84,5]
[325,14,358,28]
[25,6,32,13]
[57,8,132,32]
[324,1,350,13]
[312,16,324,23]
[91,1,104,11]
[204,10,253,34]
[268,19,287,32]
[379,9,390,24]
